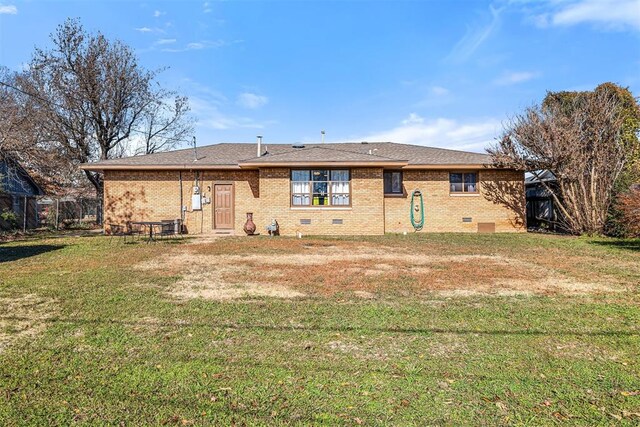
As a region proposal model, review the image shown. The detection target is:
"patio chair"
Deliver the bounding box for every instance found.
[126,221,145,241]
[159,219,183,240]
[108,223,132,243]
[156,220,178,240]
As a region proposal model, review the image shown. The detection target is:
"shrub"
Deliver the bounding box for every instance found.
[0,209,18,230]
[618,188,640,237]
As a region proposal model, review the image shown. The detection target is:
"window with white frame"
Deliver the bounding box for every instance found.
[291,169,351,206]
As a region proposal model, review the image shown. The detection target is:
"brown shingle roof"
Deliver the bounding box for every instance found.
[80,142,491,170]
[239,146,407,166]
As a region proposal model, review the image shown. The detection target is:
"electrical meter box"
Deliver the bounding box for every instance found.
[192,194,202,210]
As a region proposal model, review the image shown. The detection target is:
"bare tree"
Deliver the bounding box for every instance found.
[18,19,154,223]
[12,19,192,223]
[136,92,194,155]
[489,87,634,235]
[0,68,70,193]
[0,68,21,152]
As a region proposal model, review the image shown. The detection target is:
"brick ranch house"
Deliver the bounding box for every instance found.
[80,141,526,236]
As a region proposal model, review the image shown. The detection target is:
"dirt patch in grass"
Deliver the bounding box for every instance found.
[138,252,305,300]
[543,338,626,362]
[0,294,57,353]
[137,238,621,300]
[353,290,376,299]
[322,333,467,361]
[325,336,406,360]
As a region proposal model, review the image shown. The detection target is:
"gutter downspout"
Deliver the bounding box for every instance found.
[179,171,184,231]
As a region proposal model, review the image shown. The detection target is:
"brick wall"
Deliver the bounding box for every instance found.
[384,169,526,233]
[104,167,524,235]
[258,168,384,236]
[105,170,181,226]
[181,170,259,234]
[103,170,259,234]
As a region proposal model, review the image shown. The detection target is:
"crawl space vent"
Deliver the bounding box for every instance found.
[300,219,311,225]
[478,222,496,233]
[332,219,343,225]
[462,217,473,223]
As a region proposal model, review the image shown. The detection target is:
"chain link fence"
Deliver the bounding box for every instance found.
[37,196,99,230]
[1,194,39,231]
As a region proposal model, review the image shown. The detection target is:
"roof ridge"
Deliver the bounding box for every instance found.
[237,145,401,163]
[312,145,402,161]
[237,145,315,162]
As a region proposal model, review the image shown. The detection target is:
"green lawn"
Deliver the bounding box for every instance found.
[0,232,639,425]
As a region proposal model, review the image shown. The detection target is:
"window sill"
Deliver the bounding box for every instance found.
[449,192,480,197]
[384,193,405,198]
[290,207,352,211]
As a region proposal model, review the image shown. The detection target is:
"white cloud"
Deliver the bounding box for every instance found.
[161,39,229,52]
[553,0,640,30]
[0,4,17,14]
[430,86,450,96]
[153,10,165,18]
[446,4,504,63]
[180,78,228,105]
[187,42,206,50]
[156,38,177,45]
[529,0,640,32]
[203,2,212,13]
[493,70,539,85]
[134,26,169,34]
[190,96,274,131]
[359,114,502,153]
[401,113,424,125]
[237,92,269,109]
[528,12,552,28]
[182,81,275,134]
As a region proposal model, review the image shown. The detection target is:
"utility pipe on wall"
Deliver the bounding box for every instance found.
[179,171,184,230]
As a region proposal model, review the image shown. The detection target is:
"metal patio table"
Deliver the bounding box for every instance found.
[130,221,165,242]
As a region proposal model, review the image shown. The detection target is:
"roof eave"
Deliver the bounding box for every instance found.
[79,163,242,171]
[79,161,505,171]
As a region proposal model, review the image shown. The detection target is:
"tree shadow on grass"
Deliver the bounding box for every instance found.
[0,244,65,263]
[589,240,640,252]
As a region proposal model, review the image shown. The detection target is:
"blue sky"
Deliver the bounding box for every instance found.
[1,0,639,153]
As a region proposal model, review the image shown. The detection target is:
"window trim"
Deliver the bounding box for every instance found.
[290,168,352,208]
[383,170,404,196]
[449,171,480,194]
